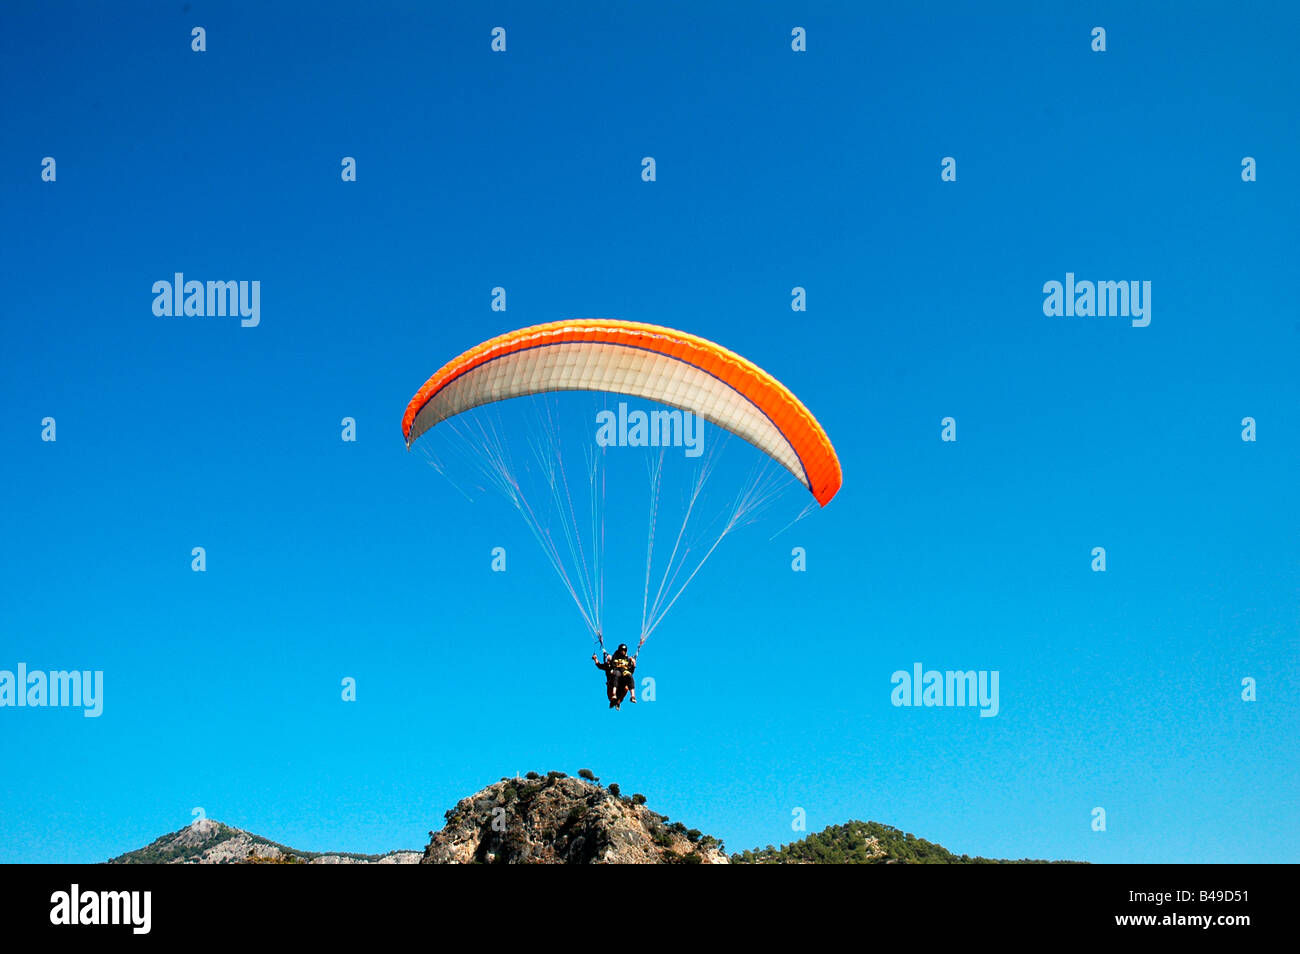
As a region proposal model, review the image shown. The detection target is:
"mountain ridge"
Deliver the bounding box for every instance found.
[106,772,1078,864]
[108,818,419,865]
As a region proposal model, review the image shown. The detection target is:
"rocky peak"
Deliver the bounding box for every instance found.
[423,773,728,864]
[108,818,419,864]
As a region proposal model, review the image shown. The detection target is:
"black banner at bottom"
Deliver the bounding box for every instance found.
[2,862,1279,942]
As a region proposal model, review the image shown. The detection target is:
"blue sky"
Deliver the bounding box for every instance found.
[2,2,1297,864]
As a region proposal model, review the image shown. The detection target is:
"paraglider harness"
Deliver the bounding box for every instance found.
[596,634,639,693]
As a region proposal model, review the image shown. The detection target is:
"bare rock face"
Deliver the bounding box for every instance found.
[423,775,729,865]
[309,851,422,864]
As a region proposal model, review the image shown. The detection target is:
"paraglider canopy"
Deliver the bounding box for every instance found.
[402,319,841,505]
